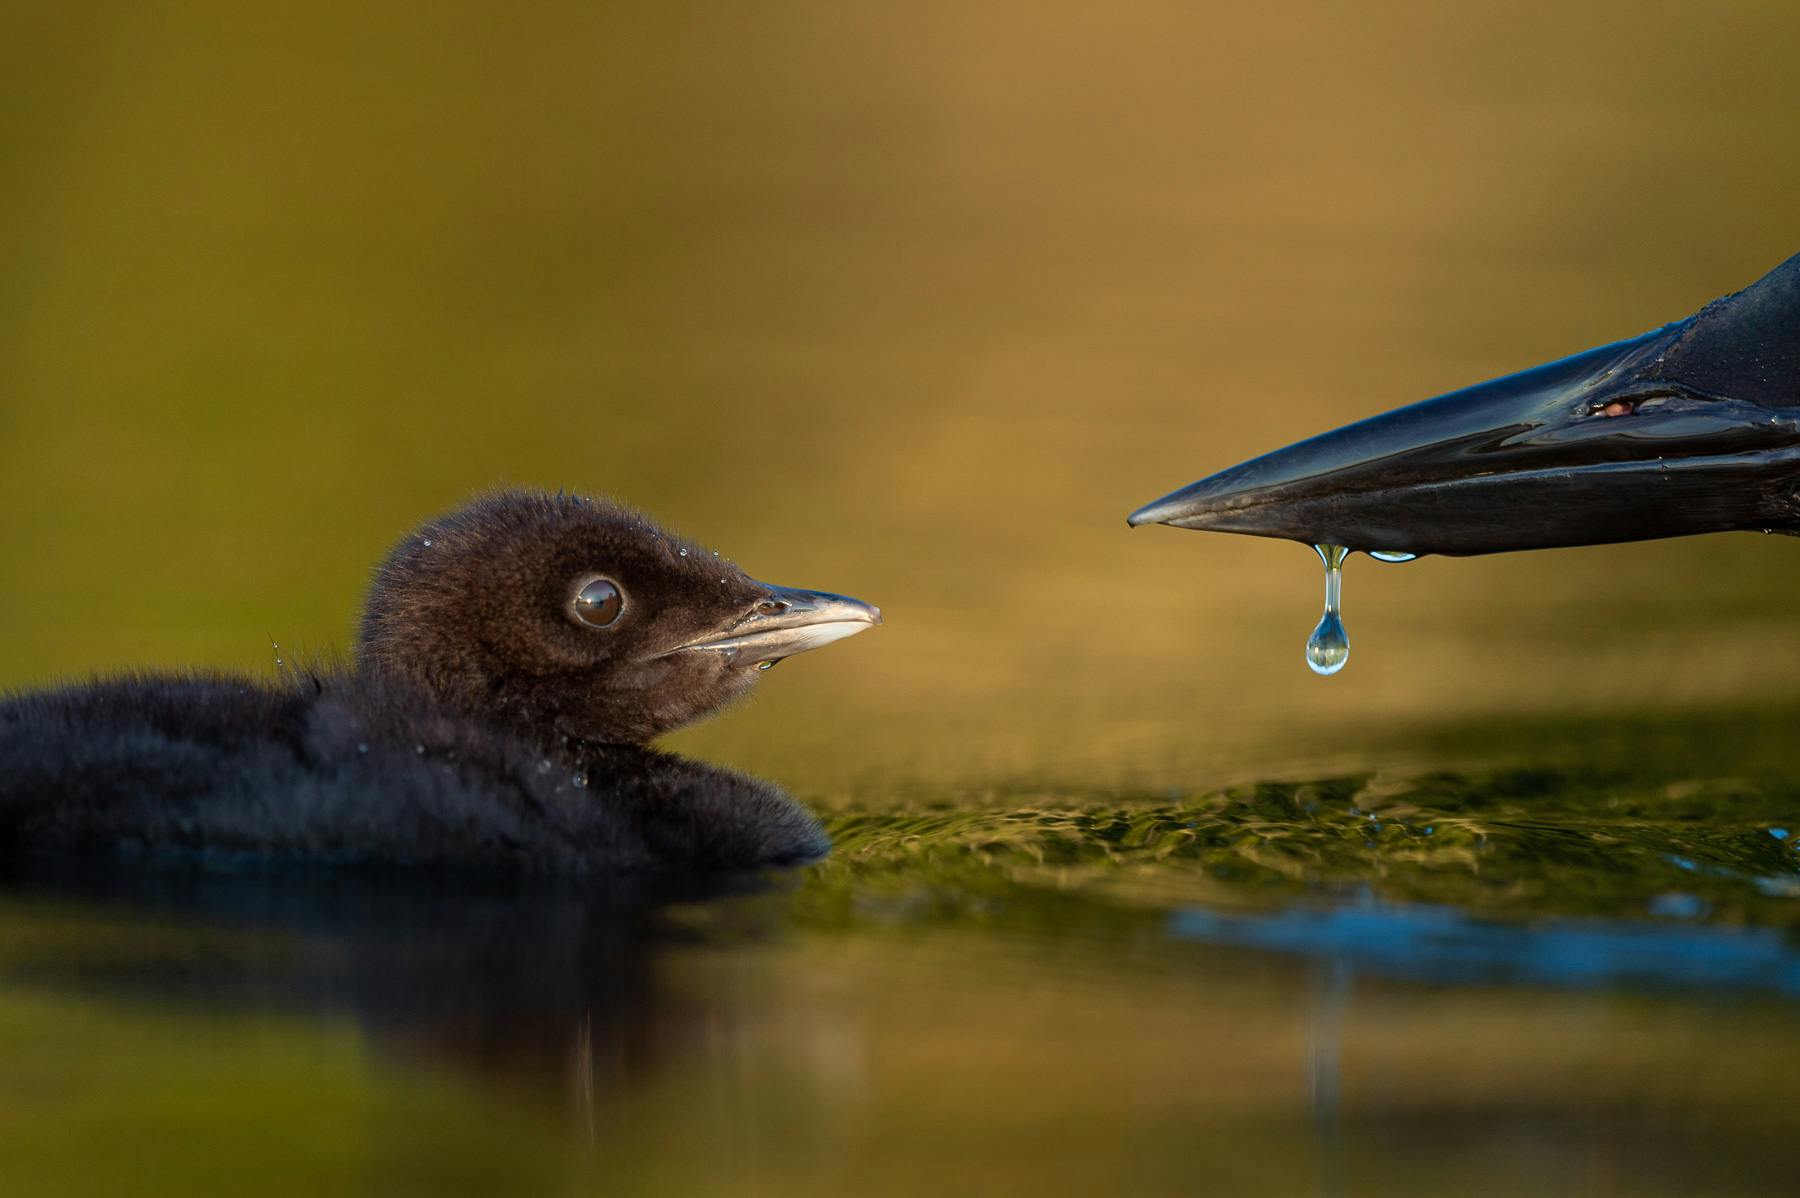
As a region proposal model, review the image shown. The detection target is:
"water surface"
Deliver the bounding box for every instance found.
[7,705,1800,1196]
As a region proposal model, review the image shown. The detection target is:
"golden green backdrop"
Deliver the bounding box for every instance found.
[11,7,1800,1198]
[5,1,1800,792]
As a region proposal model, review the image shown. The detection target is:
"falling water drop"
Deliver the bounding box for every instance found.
[1367,550,1416,563]
[1305,544,1350,676]
[571,771,588,789]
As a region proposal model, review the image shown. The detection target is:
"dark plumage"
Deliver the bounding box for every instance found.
[0,490,881,874]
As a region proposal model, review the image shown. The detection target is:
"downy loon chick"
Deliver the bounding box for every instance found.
[0,490,881,874]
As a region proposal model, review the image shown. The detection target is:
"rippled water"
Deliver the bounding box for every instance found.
[7,722,1800,1196]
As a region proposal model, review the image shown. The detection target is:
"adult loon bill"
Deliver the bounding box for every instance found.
[1129,252,1800,556]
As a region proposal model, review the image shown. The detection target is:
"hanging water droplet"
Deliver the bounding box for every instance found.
[679,548,689,556]
[756,660,775,671]
[1367,550,1416,563]
[1305,544,1350,675]
[571,771,588,789]
[422,538,433,547]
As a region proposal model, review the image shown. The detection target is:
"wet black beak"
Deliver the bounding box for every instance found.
[1129,254,1800,556]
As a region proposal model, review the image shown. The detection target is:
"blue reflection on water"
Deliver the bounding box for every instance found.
[1167,900,1800,994]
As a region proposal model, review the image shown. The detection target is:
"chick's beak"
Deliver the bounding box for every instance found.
[671,585,882,665]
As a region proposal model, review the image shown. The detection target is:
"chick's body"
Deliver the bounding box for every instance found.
[0,491,879,874]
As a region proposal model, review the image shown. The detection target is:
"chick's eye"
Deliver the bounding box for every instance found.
[572,577,624,628]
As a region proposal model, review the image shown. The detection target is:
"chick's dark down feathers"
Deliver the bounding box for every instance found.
[0,491,850,874]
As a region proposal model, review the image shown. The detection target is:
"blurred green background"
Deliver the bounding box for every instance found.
[9,5,1800,1197]
[6,1,1800,793]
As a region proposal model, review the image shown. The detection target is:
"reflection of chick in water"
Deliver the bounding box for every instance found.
[7,857,806,1114]
[0,489,879,872]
